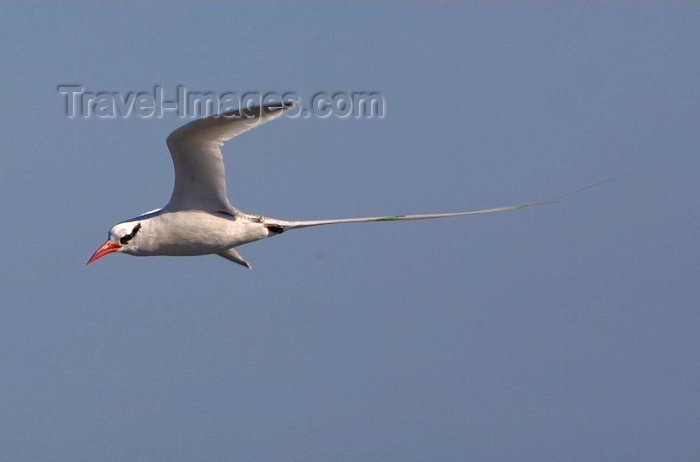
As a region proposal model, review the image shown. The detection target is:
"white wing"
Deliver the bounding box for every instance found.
[164,103,294,212]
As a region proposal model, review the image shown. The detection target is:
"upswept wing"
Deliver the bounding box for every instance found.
[165,103,294,212]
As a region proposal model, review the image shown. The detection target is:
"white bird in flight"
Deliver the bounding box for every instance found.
[88,103,608,268]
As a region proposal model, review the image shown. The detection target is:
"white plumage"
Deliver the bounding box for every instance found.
[87,102,583,269]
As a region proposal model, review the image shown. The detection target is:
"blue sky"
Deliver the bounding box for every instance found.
[2,4,699,461]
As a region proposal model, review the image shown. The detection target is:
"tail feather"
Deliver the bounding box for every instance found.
[269,176,622,232]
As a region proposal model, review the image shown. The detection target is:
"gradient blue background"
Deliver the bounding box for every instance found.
[2,4,699,461]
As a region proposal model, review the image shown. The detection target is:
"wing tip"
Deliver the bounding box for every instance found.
[219,101,295,120]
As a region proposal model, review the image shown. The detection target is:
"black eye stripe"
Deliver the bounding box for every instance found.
[120,223,142,245]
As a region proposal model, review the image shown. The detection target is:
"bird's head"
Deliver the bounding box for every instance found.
[87,221,142,264]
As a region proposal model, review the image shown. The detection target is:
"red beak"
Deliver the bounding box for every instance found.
[87,241,121,265]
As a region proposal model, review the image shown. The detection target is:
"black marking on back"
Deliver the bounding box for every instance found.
[264,224,284,234]
[216,210,236,219]
[120,223,142,245]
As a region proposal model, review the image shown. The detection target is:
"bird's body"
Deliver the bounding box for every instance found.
[115,210,262,256]
[88,102,611,268]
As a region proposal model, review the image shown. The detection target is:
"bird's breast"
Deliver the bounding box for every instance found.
[126,211,268,257]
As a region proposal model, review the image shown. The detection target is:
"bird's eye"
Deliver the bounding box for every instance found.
[120,223,142,245]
